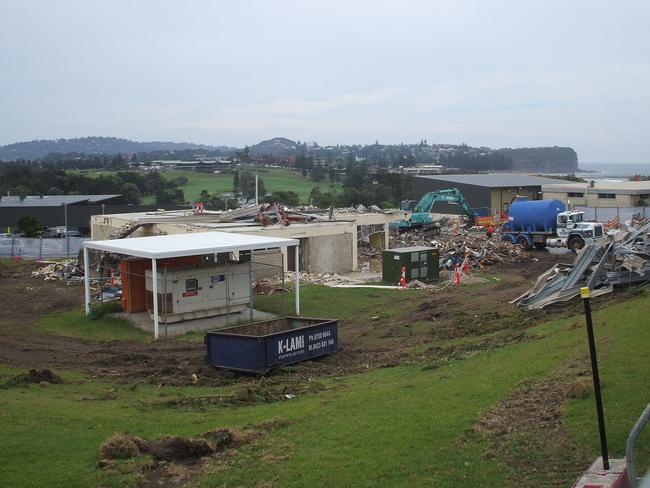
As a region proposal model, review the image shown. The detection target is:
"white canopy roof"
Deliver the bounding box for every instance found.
[84,231,299,259]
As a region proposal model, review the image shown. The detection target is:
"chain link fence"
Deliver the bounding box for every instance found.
[0,237,88,258]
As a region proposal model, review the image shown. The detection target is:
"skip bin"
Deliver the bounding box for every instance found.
[205,316,338,374]
[382,246,439,284]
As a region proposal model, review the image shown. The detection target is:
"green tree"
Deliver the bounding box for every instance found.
[120,183,142,205]
[12,185,31,199]
[239,172,265,200]
[311,165,325,182]
[233,171,240,195]
[264,191,299,206]
[17,215,43,237]
[155,189,185,205]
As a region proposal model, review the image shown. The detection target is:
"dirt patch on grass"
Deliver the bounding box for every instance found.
[473,358,592,486]
[156,378,326,411]
[420,330,539,370]
[1,368,64,389]
[98,417,292,487]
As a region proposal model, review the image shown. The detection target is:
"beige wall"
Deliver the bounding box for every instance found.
[490,187,539,212]
[542,191,637,208]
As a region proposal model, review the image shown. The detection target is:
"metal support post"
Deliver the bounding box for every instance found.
[580,287,609,470]
[295,245,300,316]
[83,246,91,315]
[249,250,254,322]
[281,262,286,316]
[163,266,168,337]
[152,258,159,340]
[225,258,230,325]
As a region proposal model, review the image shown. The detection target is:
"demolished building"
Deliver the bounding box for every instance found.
[90,206,405,275]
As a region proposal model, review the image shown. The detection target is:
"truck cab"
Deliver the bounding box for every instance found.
[552,211,604,250]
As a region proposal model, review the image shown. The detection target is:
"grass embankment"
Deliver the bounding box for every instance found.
[37,307,149,342]
[0,290,648,487]
[75,167,341,205]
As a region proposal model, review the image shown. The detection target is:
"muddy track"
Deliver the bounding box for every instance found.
[0,253,584,385]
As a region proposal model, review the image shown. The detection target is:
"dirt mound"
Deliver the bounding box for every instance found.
[148,436,216,462]
[473,359,592,486]
[99,433,150,460]
[1,368,63,389]
[100,430,232,463]
[98,417,292,487]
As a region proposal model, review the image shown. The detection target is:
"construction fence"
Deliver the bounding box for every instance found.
[0,236,88,259]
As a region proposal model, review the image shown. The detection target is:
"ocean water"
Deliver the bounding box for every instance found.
[576,163,650,180]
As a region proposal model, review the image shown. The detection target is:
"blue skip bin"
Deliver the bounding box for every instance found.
[205,317,338,374]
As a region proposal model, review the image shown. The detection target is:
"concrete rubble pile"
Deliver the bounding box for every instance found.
[515,222,650,310]
[31,260,83,282]
[254,203,319,226]
[254,272,357,293]
[392,227,523,269]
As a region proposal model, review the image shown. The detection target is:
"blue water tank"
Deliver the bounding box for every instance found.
[507,198,565,233]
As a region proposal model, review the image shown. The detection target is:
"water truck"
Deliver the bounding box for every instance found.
[502,197,604,251]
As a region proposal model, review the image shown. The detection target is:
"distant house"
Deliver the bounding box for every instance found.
[152,158,232,171]
[401,165,444,175]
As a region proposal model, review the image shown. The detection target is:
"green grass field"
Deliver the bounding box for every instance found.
[74,167,341,204]
[37,307,149,342]
[1,286,648,487]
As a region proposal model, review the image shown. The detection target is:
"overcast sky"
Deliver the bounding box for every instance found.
[1,1,649,163]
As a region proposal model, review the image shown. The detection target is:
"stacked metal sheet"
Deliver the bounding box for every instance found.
[515,222,650,309]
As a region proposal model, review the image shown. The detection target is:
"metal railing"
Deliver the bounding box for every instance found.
[627,403,650,488]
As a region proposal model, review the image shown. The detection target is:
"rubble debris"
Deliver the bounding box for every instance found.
[392,226,524,269]
[255,271,358,292]
[515,222,650,309]
[358,246,382,272]
[254,203,319,226]
[31,260,83,282]
[110,221,145,239]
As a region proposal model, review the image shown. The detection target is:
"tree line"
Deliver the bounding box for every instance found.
[0,164,186,205]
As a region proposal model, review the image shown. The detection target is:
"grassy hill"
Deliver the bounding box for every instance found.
[1,283,648,487]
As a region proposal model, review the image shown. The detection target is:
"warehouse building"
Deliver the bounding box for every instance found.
[411,174,573,215]
[0,195,124,234]
[542,180,650,208]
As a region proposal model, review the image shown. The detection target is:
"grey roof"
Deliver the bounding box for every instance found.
[0,194,121,207]
[414,174,572,188]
